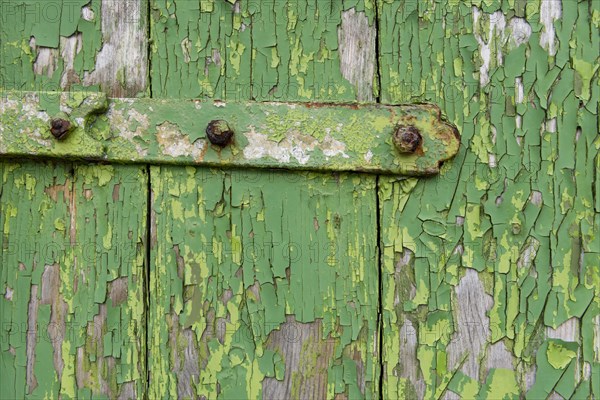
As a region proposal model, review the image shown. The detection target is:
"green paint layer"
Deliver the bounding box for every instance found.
[378,0,599,398]
[0,92,459,176]
[0,161,147,398]
[0,0,148,97]
[148,167,379,399]
[150,0,378,102]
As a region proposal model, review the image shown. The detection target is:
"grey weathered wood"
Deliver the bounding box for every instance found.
[23,0,148,97]
[338,9,377,102]
[446,269,494,380]
[263,317,334,399]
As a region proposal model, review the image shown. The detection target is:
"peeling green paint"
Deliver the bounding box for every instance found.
[0,92,459,176]
[0,161,147,398]
[1,0,598,397]
[0,0,148,97]
[379,0,599,398]
[150,0,377,102]
[148,167,379,398]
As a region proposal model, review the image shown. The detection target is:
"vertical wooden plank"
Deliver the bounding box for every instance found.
[377,0,599,398]
[0,161,147,398]
[148,167,379,399]
[148,1,383,397]
[1,2,150,392]
[0,0,148,97]
[149,0,378,102]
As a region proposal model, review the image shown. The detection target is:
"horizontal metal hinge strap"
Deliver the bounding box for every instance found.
[0,91,460,175]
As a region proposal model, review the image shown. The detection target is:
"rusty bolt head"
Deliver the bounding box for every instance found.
[206,120,234,147]
[393,125,422,153]
[50,118,72,140]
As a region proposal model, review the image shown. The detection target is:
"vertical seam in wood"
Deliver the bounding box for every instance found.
[374,1,384,396]
[376,175,383,400]
[374,0,382,104]
[145,0,152,394]
[144,164,152,399]
[147,0,153,98]
[249,9,254,101]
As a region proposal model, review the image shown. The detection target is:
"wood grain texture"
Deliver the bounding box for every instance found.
[378,0,600,398]
[262,317,335,399]
[148,167,379,399]
[0,0,148,97]
[0,161,147,398]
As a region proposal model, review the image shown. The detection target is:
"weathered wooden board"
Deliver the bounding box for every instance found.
[150,0,378,102]
[0,161,147,398]
[147,3,385,397]
[0,0,148,97]
[1,1,151,398]
[148,167,379,399]
[377,0,600,398]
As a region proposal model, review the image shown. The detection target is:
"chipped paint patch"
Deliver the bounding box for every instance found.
[149,167,379,399]
[150,0,378,102]
[243,126,349,165]
[0,162,148,397]
[338,9,377,102]
[540,0,562,55]
[155,122,207,160]
[0,0,148,97]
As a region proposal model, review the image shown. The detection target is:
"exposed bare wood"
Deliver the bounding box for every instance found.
[338,9,377,102]
[263,317,336,399]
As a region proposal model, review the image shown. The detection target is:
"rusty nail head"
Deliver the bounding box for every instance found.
[206,120,234,147]
[393,124,422,153]
[50,118,72,140]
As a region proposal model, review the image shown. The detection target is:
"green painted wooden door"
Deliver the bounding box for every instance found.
[1,0,599,399]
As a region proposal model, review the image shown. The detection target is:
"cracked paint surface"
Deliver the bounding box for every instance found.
[1,0,598,398]
[148,167,379,399]
[0,162,147,398]
[378,0,599,398]
[0,0,148,97]
[150,0,377,101]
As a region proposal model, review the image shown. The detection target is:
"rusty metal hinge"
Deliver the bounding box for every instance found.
[0,91,460,175]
